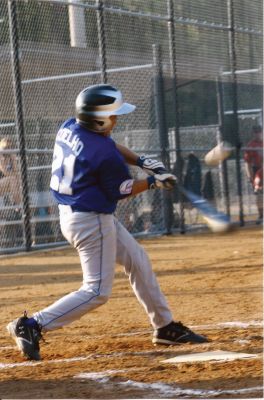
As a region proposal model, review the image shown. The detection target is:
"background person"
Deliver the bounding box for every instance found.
[244,125,263,224]
[0,137,22,246]
[7,84,207,361]
[0,137,21,206]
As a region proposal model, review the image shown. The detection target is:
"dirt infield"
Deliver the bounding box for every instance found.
[0,225,263,399]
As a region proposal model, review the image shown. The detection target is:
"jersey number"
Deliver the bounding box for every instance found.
[50,143,76,195]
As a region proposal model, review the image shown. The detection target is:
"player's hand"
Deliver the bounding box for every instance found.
[137,155,167,175]
[147,173,177,190]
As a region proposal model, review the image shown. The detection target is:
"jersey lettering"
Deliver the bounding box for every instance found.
[57,128,84,156]
[50,142,76,195]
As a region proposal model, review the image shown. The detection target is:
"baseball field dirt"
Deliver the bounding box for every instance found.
[0,225,263,399]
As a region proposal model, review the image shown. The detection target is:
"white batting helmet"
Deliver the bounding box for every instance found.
[75,84,136,132]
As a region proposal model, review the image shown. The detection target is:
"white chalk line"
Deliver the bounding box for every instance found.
[0,351,157,369]
[204,320,263,329]
[0,346,16,350]
[0,345,262,370]
[74,370,263,398]
[88,319,263,339]
[234,339,251,345]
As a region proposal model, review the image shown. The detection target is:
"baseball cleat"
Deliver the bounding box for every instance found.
[7,311,42,360]
[152,321,208,345]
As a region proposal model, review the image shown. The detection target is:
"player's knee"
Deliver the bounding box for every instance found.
[97,293,109,305]
[79,284,110,305]
[124,245,149,274]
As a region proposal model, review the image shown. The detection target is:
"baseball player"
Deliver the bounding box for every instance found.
[7,84,208,360]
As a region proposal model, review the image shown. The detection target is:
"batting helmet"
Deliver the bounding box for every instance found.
[75,84,136,132]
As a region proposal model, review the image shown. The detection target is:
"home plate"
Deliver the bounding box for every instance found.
[161,350,259,364]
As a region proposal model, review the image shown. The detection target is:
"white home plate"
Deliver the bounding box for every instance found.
[161,350,259,364]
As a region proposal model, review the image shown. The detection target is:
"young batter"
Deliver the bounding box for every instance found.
[7,84,207,360]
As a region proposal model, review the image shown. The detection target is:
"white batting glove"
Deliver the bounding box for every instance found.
[136,155,166,175]
[147,173,177,190]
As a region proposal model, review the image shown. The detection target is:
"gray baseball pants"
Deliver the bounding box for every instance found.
[34,205,173,331]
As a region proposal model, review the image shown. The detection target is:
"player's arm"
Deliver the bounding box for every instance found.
[131,175,177,196]
[244,161,254,183]
[116,143,167,175]
[98,155,176,201]
[244,150,254,184]
[115,143,138,166]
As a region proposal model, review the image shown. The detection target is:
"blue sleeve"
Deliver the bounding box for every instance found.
[98,153,133,201]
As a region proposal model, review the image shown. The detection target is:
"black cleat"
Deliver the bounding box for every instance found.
[153,321,208,345]
[7,311,42,360]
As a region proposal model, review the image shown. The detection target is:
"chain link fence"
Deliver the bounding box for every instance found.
[0,0,262,253]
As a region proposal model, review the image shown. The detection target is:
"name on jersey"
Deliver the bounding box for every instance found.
[57,128,84,156]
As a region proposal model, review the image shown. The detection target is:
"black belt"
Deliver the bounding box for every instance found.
[70,205,93,213]
[59,204,109,214]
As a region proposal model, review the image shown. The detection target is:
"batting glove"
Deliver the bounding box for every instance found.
[147,173,177,190]
[136,155,167,175]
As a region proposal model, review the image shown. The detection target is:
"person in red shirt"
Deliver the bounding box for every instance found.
[244,125,263,224]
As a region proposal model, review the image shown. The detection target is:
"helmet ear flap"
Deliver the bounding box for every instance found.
[94,120,105,127]
[77,116,113,133]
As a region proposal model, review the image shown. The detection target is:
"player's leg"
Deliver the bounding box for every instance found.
[34,209,116,330]
[115,217,208,345]
[255,193,263,223]
[254,168,263,224]
[115,216,173,329]
[7,209,116,359]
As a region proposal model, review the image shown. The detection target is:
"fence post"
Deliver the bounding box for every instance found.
[216,77,230,216]
[8,0,32,251]
[152,44,174,235]
[68,0,87,48]
[167,0,185,233]
[227,0,244,226]
[96,0,107,83]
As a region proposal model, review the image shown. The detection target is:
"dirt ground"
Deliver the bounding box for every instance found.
[0,225,263,399]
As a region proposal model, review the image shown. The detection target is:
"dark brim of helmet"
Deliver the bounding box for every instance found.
[112,102,136,115]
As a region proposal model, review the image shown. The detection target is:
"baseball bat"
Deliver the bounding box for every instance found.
[177,184,231,232]
[150,168,230,231]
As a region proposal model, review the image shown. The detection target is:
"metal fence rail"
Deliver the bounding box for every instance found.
[0,0,262,253]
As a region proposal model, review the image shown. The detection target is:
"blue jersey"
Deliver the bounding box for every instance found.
[50,118,133,213]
